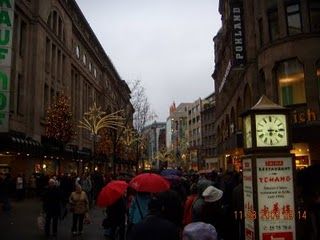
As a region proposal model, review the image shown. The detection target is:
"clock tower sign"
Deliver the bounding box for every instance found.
[241,95,296,240]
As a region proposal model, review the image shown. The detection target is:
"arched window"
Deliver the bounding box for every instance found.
[236,97,242,130]
[276,58,305,106]
[47,10,65,41]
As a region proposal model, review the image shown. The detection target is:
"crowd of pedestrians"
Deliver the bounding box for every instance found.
[0,165,319,240]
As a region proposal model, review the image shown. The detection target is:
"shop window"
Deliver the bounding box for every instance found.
[309,0,320,32]
[276,58,306,106]
[286,2,302,35]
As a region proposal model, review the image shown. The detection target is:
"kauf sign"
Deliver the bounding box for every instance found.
[0,0,15,132]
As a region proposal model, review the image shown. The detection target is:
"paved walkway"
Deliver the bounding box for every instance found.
[0,198,106,239]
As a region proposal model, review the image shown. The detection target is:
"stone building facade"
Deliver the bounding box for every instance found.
[213,0,320,169]
[0,0,133,177]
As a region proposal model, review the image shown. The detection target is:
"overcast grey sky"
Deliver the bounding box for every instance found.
[76,0,221,122]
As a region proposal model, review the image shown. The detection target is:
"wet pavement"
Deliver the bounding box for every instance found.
[0,197,106,239]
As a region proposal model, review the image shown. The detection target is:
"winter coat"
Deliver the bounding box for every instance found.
[183,194,197,225]
[69,190,89,214]
[127,214,180,240]
[42,186,63,216]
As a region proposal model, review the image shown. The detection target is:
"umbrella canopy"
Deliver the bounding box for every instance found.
[161,169,182,176]
[96,180,128,207]
[129,173,170,193]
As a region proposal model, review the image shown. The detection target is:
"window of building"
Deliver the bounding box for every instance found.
[258,18,264,47]
[75,45,80,59]
[89,62,92,72]
[44,84,49,116]
[17,74,24,115]
[45,37,50,72]
[276,58,306,106]
[268,10,279,41]
[309,0,320,32]
[286,2,302,35]
[317,60,320,99]
[258,70,266,96]
[93,68,97,78]
[19,20,27,57]
[83,54,87,65]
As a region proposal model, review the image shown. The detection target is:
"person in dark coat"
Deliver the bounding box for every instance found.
[42,178,63,237]
[103,196,126,240]
[127,190,180,240]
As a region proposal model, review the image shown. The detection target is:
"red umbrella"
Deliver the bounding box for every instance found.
[129,173,170,193]
[96,180,128,207]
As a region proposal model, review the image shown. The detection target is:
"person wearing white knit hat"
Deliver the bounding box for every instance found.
[202,185,223,203]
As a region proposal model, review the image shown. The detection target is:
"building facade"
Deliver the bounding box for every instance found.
[141,121,166,169]
[200,93,217,170]
[213,0,320,170]
[187,98,203,170]
[166,102,190,169]
[0,0,133,177]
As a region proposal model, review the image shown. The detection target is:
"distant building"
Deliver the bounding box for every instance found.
[166,102,190,168]
[142,121,166,169]
[201,93,217,170]
[187,98,203,170]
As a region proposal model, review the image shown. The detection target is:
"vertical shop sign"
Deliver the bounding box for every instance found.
[256,157,296,240]
[231,2,245,67]
[243,158,255,240]
[0,0,14,132]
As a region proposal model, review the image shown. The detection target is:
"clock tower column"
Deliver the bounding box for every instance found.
[241,95,297,240]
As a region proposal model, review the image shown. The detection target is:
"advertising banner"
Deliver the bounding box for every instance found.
[256,157,295,240]
[231,2,245,67]
[243,158,255,240]
[0,0,15,132]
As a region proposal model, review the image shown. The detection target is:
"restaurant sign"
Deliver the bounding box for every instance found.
[0,0,14,132]
[243,158,255,240]
[256,157,296,240]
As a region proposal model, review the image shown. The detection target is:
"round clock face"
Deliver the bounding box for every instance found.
[244,116,252,148]
[255,114,288,147]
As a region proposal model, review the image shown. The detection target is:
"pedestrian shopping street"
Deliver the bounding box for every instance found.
[0,198,105,240]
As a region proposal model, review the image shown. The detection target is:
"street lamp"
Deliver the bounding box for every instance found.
[78,102,125,172]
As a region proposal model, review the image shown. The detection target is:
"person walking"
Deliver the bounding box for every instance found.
[127,191,180,240]
[42,178,63,238]
[69,183,89,236]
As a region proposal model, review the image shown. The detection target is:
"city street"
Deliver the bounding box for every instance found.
[0,198,106,239]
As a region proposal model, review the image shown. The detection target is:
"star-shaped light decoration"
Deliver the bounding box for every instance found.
[79,102,125,135]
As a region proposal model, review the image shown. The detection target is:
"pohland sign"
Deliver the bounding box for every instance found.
[0,0,14,132]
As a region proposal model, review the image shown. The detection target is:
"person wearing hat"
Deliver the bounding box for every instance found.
[182,221,217,240]
[201,185,226,240]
